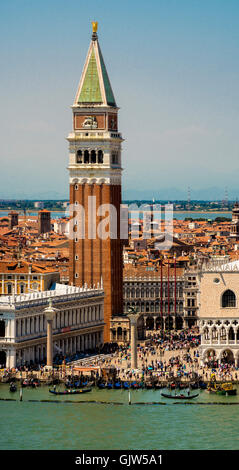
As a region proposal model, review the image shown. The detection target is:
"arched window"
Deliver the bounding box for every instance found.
[76,150,83,163]
[222,290,236,308]
[7,284,12,295]
[91,150,96,164]
[84,150,89,164]
[98,150,103,164]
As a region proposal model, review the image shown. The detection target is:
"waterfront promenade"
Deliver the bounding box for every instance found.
[1,328,238,385]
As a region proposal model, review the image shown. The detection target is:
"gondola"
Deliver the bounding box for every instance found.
[154,383,163,390]
[145,382,154,389]
[97,382,106,389]
[161,392,199,400]
[113,382,121,389]
[131,382,140,389]
[122,381,130,389]
[9,383,17,392]
[49,387,92,395]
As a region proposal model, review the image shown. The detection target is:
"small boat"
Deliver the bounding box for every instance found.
[145,382,154,389]
[49,388,92,395]
[131,382,140,389]
[154,383,163,390]
[106,382,113,389]
[168,382,176,390]
[199,381,207,390]
[113,382,121,389]
[9,383,17,392]
[123,381,130,389]
[221,382,237,396]
[161,392,199,400]
[97,382,106,389]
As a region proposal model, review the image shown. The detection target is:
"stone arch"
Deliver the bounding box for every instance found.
[219,348,235,364]
[117,327,123,341]
[0,321,5,337]
[228,326,235,341]
[165,316,173,330]
[0,350,6,367]
[156,316,164,330]
[203,348,217,361]
[175,316,183,330]
[146,316,154,330]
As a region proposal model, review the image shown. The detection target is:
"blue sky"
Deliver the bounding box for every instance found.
[0,0,239,200]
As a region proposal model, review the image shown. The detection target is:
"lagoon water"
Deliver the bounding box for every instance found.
[0,384,239,450]
[0,211,232,221]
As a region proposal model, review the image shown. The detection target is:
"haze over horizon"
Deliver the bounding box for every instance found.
[1,0,239,201]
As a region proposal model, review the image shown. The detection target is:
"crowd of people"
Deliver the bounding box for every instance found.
[78,327,239,384]
[1,327,239,384]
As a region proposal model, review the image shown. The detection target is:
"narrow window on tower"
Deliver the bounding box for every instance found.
[76,150,83,163]
[84,150,89,164]
[98,150,103,164]
[91,150,96,164]
[75,255,78,260]
[75,273,78,278]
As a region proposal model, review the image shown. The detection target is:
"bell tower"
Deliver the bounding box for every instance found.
[67,22,123,342]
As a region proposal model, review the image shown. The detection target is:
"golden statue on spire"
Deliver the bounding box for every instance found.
[92,21,98,33]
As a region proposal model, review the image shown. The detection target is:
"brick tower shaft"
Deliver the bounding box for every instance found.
[68,23,124,342]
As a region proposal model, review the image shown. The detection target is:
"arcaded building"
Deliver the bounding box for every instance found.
[199,260,239,366]
[0,283,104,368]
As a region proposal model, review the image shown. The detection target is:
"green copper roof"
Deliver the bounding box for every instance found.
[98,47,116,106]
[78,49,102,103]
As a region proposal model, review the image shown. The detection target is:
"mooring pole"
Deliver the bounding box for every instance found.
[128,389,131,405]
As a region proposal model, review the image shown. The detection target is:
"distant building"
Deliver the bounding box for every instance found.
[8,211,18,230]
[0,283,104,368]
[199,260,239,367]
[38,210,51,234]
[230,202,239,240]
[34,202,44,209]
[0,261,60,295]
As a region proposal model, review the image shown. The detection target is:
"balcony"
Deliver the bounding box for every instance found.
[0,337,14,343]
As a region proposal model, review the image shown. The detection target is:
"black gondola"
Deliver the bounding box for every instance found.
[113,382,121,389]
[9,383,17,392]
[97,382,106,389]
[161,392,199,400]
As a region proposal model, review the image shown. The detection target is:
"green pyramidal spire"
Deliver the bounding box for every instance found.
[75,23,117,107]
[79,48,102,103]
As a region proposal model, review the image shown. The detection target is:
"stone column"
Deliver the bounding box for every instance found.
[44,299,57,369]
[128,314,140,370]
[46,320,53,366]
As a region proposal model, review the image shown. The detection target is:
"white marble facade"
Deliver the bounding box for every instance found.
[0,283,104,368]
